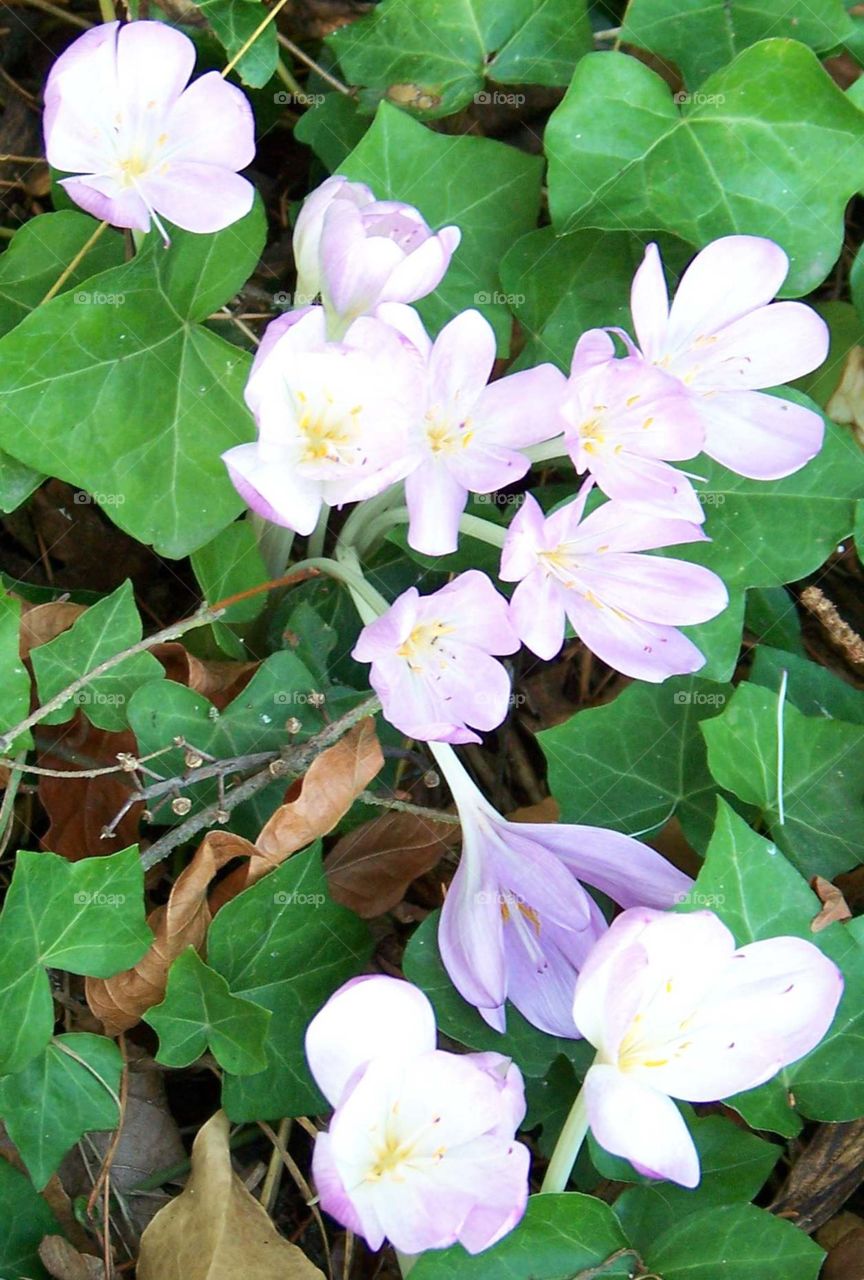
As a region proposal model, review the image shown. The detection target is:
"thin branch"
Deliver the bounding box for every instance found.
[276,33,351,95]
[222,0,293,80]
[139,696,380,869]
[357,790,461,825]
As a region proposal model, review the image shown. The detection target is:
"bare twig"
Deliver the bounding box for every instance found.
[356,790,460,824]
[276,33,351,95]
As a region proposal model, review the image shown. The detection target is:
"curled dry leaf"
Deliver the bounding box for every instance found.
[325,809,461,918]
[210,717,383,910]
[152,642,258,710]
[19,599,87,658]
[811,875,853,932]
[137,1110,325,1280]
[86,830,256,1034]
[39,1235,105,1280]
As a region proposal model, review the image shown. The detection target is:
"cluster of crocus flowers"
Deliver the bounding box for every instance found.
[43,21,256,239]
[305,975,530,1255]
[568,908,843,1187]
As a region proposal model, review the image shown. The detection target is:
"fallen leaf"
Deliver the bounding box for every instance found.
[325,808,461,918]
[508,796,560,823]
[136,1110,324,1280]
[210,717,383,909]
[86,830,255,1033]
[19,600,87,658]
[152,642,258,710]
[821,1226,864,1280]
[826,345,864,444]
[811,875,853,932]
[39,1236,105,1280]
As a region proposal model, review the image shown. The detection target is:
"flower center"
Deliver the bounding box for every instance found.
[118,153,150,186]
[365,1113,446,1183]
[424,411,473,455]
[616,980,695,1073]
[294,391,363,466]
[576,409,607,456]
[396,619,455,671]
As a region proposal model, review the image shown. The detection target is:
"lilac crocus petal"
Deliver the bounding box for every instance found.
[44,21,255,237]
[223,307,422,533]
[561,348,705,521]
[629,237,828,479]
[500,492,727,680]
[351,572,519,744]
[292,176,374,304]
[305,976,436,1108]
[431,743,692,1038]
[571,907,843,1187]
[317,1049,529,1255]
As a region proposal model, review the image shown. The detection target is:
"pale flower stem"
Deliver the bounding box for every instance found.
[40,219,109,304]
[250,513,295,578]
[306,505,329,560]
[396,1251,418,1277]
[274,58,304,98]
[458,512,507,549]
[221,0,293,80]
[523,435,569,465]
[339,484,405,556]
[351,505,410,558]
[97,0,114,22]
[540,1080,591,1194]
[289,553,387,621]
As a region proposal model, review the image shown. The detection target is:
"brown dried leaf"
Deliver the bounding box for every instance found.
[508,796,560,824]
[822,1227,864,1280]
[137,1110,325,1280]
[152,642,258,710]
[39,1236,105,1280]
[19,600,87,658]
[827,346,864,444]
[325,808,460,918]
[811,875,853,932]
[211,718,383,910]
[86,831,255,1033]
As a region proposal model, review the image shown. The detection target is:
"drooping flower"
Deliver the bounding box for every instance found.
[561,330,705,522]
[629,236,828,478]
[571,907,843,1187]
[351,572,519,744]
[292,175,461,333]
[380,304,567,555]
[43,21,255,239]
[430,742,693,1037]
[305,975,530,1255]
[222,307,421,536]
[499,488,727,681]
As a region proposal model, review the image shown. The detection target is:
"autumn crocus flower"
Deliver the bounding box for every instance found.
[292,175,461,333]
[351,572,519,744]
[629,237,828,478]
[570,908,843,1187]
[500,488,727,681]
[381,304,567,555]
[222,307,421,535]
[561,330,705,522]
[43,21,255,239]
[306,975,530,1255]
[430,743,692,1037]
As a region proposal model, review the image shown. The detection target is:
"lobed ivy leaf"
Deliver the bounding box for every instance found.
[0,848,151,1074]
[0,1159,59,1280]
[190,519,268,624]
[145,947,271,1075]
[0,202,267,558]
[30,580,164,732]
[546,42,864,295]
[0,1033,122,1189]
[341,102,543,348]
[621,0,852,88]
[209,847,373,1120]
[329,0,591,119]
[645,1203,823,1279]
[701,682,864,878]
[0,592,32,752]
[191,0,279,88]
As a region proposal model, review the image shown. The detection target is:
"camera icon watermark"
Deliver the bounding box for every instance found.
[273,890,326,906]
[274,90,326,108]
[673,91,725,107]
[673,691,726,706]
[475,492,525,508]
[473,290,526,307]
[674,890,726,907]
[73,490,126,506]
[474,90,526,107]
[273,691,325,708]
[698,491,726,507]
[73,291,125,306]
[74,890,127,906]
[72,689,126,707]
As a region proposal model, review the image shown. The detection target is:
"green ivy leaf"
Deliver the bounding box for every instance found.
[0,592,32,752]
[0,211,124,339]
[646,1203,823,1279]
[145,947,271,1075]
[0,1033,122,1189]
[411,1193,631,1279]
[0,849,150,1074]
[30,580,164,732]
[750,645,864,722]
[546,42,864,294]
[0,453,41,515]
[209,847,373,1120]
[341,103,543,348]
[192,0,279,88]
[744,589,806,657]
[0,202,267,558]
[540,675,732,851]
[621,0,852,88]
[0,1159,59,1280]
[329,0,590,119]
[294,93,370,172]
[702,682,864,877]
[403,912,594,1078]
[190,519,268,624]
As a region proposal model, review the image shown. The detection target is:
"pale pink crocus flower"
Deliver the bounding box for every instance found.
[306,975,530,1255]
[222,306,421,535]
[629,237,828,478]
[351,571,520,744]
[570,908,843,1187]
[379,304,567,554]
[43,21,255,240]
[292,175,461,334]
[429,741,693,1038]
[561,330,706,523]
[499,488,728,681]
